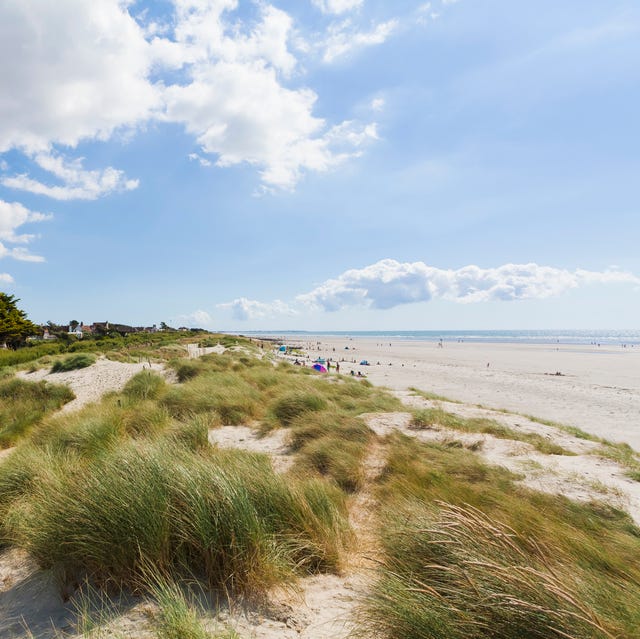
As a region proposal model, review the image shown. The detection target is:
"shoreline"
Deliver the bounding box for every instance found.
[280,336,640,451]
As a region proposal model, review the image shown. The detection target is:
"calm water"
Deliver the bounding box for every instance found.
[243,329,640,346]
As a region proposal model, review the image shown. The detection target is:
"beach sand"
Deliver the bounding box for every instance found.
[287,337,640,450]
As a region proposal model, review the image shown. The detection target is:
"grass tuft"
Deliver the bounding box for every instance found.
[0,378,75,447]
[51,353,96,373]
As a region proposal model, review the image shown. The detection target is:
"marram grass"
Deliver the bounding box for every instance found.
[358,433,640,639]
[3,441,351,596]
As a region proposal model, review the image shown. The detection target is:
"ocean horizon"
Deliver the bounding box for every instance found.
[238,329,640,346]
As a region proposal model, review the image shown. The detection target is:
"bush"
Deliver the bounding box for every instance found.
[51,353,96,373]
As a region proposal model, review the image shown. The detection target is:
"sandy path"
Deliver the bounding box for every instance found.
[18,358,166,413]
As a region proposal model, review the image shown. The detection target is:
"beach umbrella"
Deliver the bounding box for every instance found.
[312,363,327,372]
[278,345,287,352]
[314,357,326,364]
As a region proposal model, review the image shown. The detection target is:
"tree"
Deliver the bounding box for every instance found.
[69,320,79,331]
[0,293,38,348]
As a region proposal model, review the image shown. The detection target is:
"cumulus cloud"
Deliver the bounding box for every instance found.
[0,0,387,193]
[0,200,51,244]
[0,0,158,154]
[161,2,380,190]
[0,273,14,283]
[312,0,364,15]
[2,152,138,201]
[297,259,640,310]
[218,297,297,321]
[0,200,48,263]
[217,259,639,322]
[321,18,399,63]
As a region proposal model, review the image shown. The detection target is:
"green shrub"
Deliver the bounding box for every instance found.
[168,414,213,451]
[51,353,96,373]
[361,503,627,639]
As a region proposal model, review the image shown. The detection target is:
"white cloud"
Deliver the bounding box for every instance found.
[297,259,640,310]
[321,18,399,63]
[312,0,364,15]
[0,200,51,244]
[370,97,385,112]
[0,0,383,193]
[217,259,640,322]
[0,245,46,263]
[0,0,158,154]
[218,297,297,321]
[173,309,214,327]
[2,152,138,201]
[188,153,213,167]
[161,2,380,189]
[0,273,14,283]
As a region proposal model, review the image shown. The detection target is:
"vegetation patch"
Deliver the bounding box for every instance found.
[51,353,96,373]
[269,391,328,427]
[410,407,571,455]
[359,433,640,639]
[3,442,350,596]
[0,378,75,447]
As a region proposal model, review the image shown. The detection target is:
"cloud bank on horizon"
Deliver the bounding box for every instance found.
[216,259,640,321]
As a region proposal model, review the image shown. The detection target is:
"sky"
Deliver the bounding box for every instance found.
[1,0,639,331]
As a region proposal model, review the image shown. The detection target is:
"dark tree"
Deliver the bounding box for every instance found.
[0,293,38,348]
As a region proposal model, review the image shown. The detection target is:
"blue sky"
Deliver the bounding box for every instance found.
[1,0,638,331]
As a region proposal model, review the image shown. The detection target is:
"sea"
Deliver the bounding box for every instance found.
[241,329,640,347]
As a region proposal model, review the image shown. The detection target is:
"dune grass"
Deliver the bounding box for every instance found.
[51,352,96,373]
[2,440,350,596]
[410,407,571,455]
[358,432,640,639]
[0,377,75,447]
[287,411,373,492]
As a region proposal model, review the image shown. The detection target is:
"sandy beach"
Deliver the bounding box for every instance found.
[283,337,640,450]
